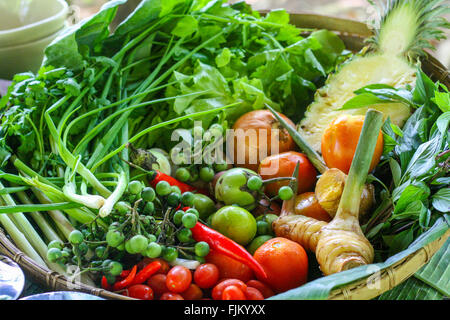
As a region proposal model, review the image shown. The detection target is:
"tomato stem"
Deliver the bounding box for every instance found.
[265,104,328,174]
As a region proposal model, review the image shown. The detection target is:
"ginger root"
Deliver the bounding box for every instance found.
[273,110,382,276]
[315,168,375,219]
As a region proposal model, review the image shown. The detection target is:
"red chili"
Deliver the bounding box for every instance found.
[101,276,113,291]
[113,265,137,291]
[190,222,267,280]
[132,261,162,285]
[149,171,208,195]
[119,269,131,279]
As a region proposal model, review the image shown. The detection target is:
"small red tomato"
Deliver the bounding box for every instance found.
[259,151,317,197]
[147,274,169,297]
[194,263,220,289]
[181,283,203,300]
[160,292,184,300]
[124,284,154,300]
[244,287,264,300]
[222,285,246,300]
[246,280,274,299]
[166,266,192,293]
[212,279,247,300]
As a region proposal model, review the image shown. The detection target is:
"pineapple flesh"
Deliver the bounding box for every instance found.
[298,0,450,152]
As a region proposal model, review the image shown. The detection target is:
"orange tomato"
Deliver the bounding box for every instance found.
[181,283,203,300]
[205,250,254,283]
[258,151,317,197]
[253,237,308,293]
[222,285,246,300]
[321,114,384,174]
[231,110,296,172]
[211,279,247,300]
[294,192,331,222]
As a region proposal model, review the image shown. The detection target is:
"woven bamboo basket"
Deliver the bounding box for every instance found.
[0,12,449,300]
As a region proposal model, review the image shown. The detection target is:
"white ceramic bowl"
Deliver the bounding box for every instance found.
[0,0,68,48]
[0,26,66,79]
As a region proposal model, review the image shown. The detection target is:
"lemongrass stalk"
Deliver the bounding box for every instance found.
[99,169,127,218]
[31,188,75,239]
[265,104,328,174]
[16,191,63,243]
[0,182,49,265]
[0,199,46,266]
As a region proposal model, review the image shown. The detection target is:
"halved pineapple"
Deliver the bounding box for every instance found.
[298,0,450,152]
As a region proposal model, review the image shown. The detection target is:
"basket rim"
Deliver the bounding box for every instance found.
[0,12,448,300]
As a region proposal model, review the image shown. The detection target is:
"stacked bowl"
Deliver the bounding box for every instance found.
[0,0,68,79]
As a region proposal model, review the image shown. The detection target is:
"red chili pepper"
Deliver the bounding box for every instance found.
[119,269,131,279]
[132,261,162,285]
[101,276,113,291]
[190,222,267,280]
[149,170,208,195]
[113,265,137,291]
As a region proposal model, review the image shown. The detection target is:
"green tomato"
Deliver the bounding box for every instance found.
[182,213,198,229]
[47,240,63,251]
[211,205,257,246]
[193,194,216,220]
[167,192,181,207]
[68,230,84,245]
[247,176,263,191]
[194,241,210,257]
[175,167,191,182]
[47,248,62,262]
[156,180,171,196]
[173,210,185,226]
[199,167,215,182]
[162,246,178,262]
[256,220,270,235]
[144,242,162,258]
[256,214,278,235]
[129,235,149,254]
[171,186,182,195]
[106,230,125,247]
[278,186,294,201]
[141,187,156,202]
[246,235,273,255]
[128,180,143,195]
[180,192,195,207]
[147,234,157,243]
[95,246,108,259]
[108,261,123,276]
[78,243,89,256]
[213,162,229,172]
[214,168,258,210]
[144,202,155,215]
[177,228,192,243]
[115,201,130,215]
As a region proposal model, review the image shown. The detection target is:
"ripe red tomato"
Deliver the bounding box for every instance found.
[212,279,247,300]
[222,285,246,300]
[246,280,274,299]
[160,292,184,300]
[253,237,308,293]
[231,110,296,172]
[321,114,384,174]
[124,284,154,300]
[181,283,203,300]
[205,250,254,283]
[193,263,220,289]
[259,151,317,197]
[147,274,169,297]
[244,287,264,300]
[166,266,192,293]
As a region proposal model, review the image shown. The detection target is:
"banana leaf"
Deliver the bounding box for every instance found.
[379,237,449,300]
[269,215,449,300]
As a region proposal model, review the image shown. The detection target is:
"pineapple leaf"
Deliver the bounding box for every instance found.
[367,0,450,60]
